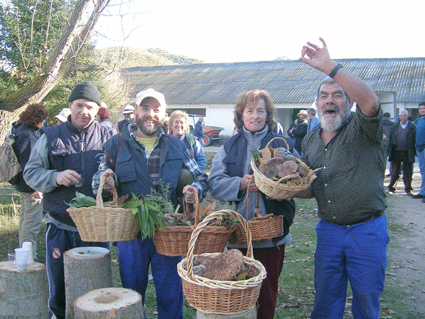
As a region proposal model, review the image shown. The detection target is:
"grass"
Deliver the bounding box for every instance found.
[0,181,419,318]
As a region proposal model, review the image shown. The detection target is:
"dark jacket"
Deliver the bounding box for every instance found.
[43,121,116,226]
[223,131,296,244]
[287,119,308,152]
[14,124,43,193]
[103,126,189,207]
[388,120,416,163]
[382,118,394,148]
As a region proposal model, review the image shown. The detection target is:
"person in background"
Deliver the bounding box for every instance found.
[168,110,207,171]
[287,109,308,154]
[208,89,297,319]
[14,103,49,262]
[297,38,389,318]
[382,112,394,175]
[96,106,117,133]
[92,88,208,319]
[272,119,284,135]
[413,102,425,201]
[387,109,416,196]
[54,108,71,125]
[118,104,135,132]
[194,117,204,145]
[24,81,116,319]
[306,107,320,133]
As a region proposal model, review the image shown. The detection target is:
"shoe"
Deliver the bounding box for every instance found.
[386,174,391,177]
[387,191,395,195]
[412,194,425,199]
[406,191,414,196]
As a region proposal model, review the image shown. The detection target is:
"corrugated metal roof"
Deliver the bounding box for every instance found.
[121,58,425,105]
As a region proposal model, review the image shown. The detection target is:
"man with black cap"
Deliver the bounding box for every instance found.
[117,104,135,132]
[92,88,208,319]
[24,81,116,319]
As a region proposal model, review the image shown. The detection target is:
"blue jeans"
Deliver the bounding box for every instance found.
[417,148,425,195]
[116,238,183,319]
[45,223,109,319]
[311,215,389,319]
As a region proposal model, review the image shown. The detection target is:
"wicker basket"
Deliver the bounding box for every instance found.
[153,193,235,257]
[232,214,283,243]
[177,209,267,314]
[251,137,319,200]
[67,179,140,242]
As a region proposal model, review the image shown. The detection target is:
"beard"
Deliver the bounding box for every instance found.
[318,104,351,132]
[136,115,162,136]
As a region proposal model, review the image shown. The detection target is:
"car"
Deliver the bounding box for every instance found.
[188,114,224,146]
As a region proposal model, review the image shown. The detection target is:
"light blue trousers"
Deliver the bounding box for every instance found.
[311,214,389,319]
[417,148,425,195]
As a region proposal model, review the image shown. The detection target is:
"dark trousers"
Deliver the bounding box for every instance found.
[239,245,286,319]
[45,223,109,319]
[388,150,413,193]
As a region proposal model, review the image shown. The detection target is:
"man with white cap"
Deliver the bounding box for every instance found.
[287,109,308,154]
[24,81,116,319]
[117,104,135,132]
[92,88,208,319]
[54,108,71,125]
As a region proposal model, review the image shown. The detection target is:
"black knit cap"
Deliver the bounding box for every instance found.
[68,81,102,105]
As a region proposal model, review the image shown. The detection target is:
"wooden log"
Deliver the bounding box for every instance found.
[74,287,144,319]
[64,247,113,319]
[0,261,49,318]
[196,305,257,319]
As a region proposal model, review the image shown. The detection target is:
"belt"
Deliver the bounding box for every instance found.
[339,211,384,226]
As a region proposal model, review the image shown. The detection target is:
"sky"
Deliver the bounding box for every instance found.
[94,0,424,63]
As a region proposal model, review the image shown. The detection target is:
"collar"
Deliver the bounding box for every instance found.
[241,124,269,141]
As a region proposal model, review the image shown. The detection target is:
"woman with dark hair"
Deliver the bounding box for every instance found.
[96,106,116,132]
[15,103,49,261]
[208,89,298,319]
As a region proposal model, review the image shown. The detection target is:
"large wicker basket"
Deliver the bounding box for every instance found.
[177,209,267,314]
[67,179,140,242]
[153,192,235,257]
[251,137,319,200]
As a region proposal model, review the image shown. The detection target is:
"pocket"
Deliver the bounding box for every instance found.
[115,152,137,183]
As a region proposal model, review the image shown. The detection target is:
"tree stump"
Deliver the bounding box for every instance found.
[64,247,113,319]
[196,305,257,319]
[0,261,49,318]
[74,287,144,319]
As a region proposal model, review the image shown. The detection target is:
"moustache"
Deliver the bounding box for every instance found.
[322,105,340,113]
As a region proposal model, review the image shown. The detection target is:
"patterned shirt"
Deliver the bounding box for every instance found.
[301,108,387,225]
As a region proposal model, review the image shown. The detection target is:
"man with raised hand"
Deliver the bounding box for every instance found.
[298,38,389,319]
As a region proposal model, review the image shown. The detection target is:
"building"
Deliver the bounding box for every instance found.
[121,58,425,136]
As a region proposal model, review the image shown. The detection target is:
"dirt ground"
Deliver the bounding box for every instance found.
[384,163,425,317]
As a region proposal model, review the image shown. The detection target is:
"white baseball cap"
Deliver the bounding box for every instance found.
[122,104,134,114]
[54,108,71,122]
[135,88,167,107]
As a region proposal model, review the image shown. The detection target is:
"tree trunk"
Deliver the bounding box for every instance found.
[74,287,145,319]
[0,261,49,318]
[64,247,113,319]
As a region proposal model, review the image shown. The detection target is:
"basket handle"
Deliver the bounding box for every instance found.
[185,209,253,281]
[264,136,289,151]
[96,174,118,208]
[184,187,200,227]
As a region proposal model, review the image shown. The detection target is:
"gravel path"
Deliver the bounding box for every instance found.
[384,164,425,317]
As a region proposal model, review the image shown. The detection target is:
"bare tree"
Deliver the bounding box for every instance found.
[0,0,110,139]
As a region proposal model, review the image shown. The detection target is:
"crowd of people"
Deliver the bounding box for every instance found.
[5,38,424,319]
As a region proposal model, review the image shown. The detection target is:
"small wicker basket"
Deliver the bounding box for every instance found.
[153,192,235,257]
[67,179,140,242]
[232,214,283,243]
[251,137,319,200]
[177,209,267,314]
